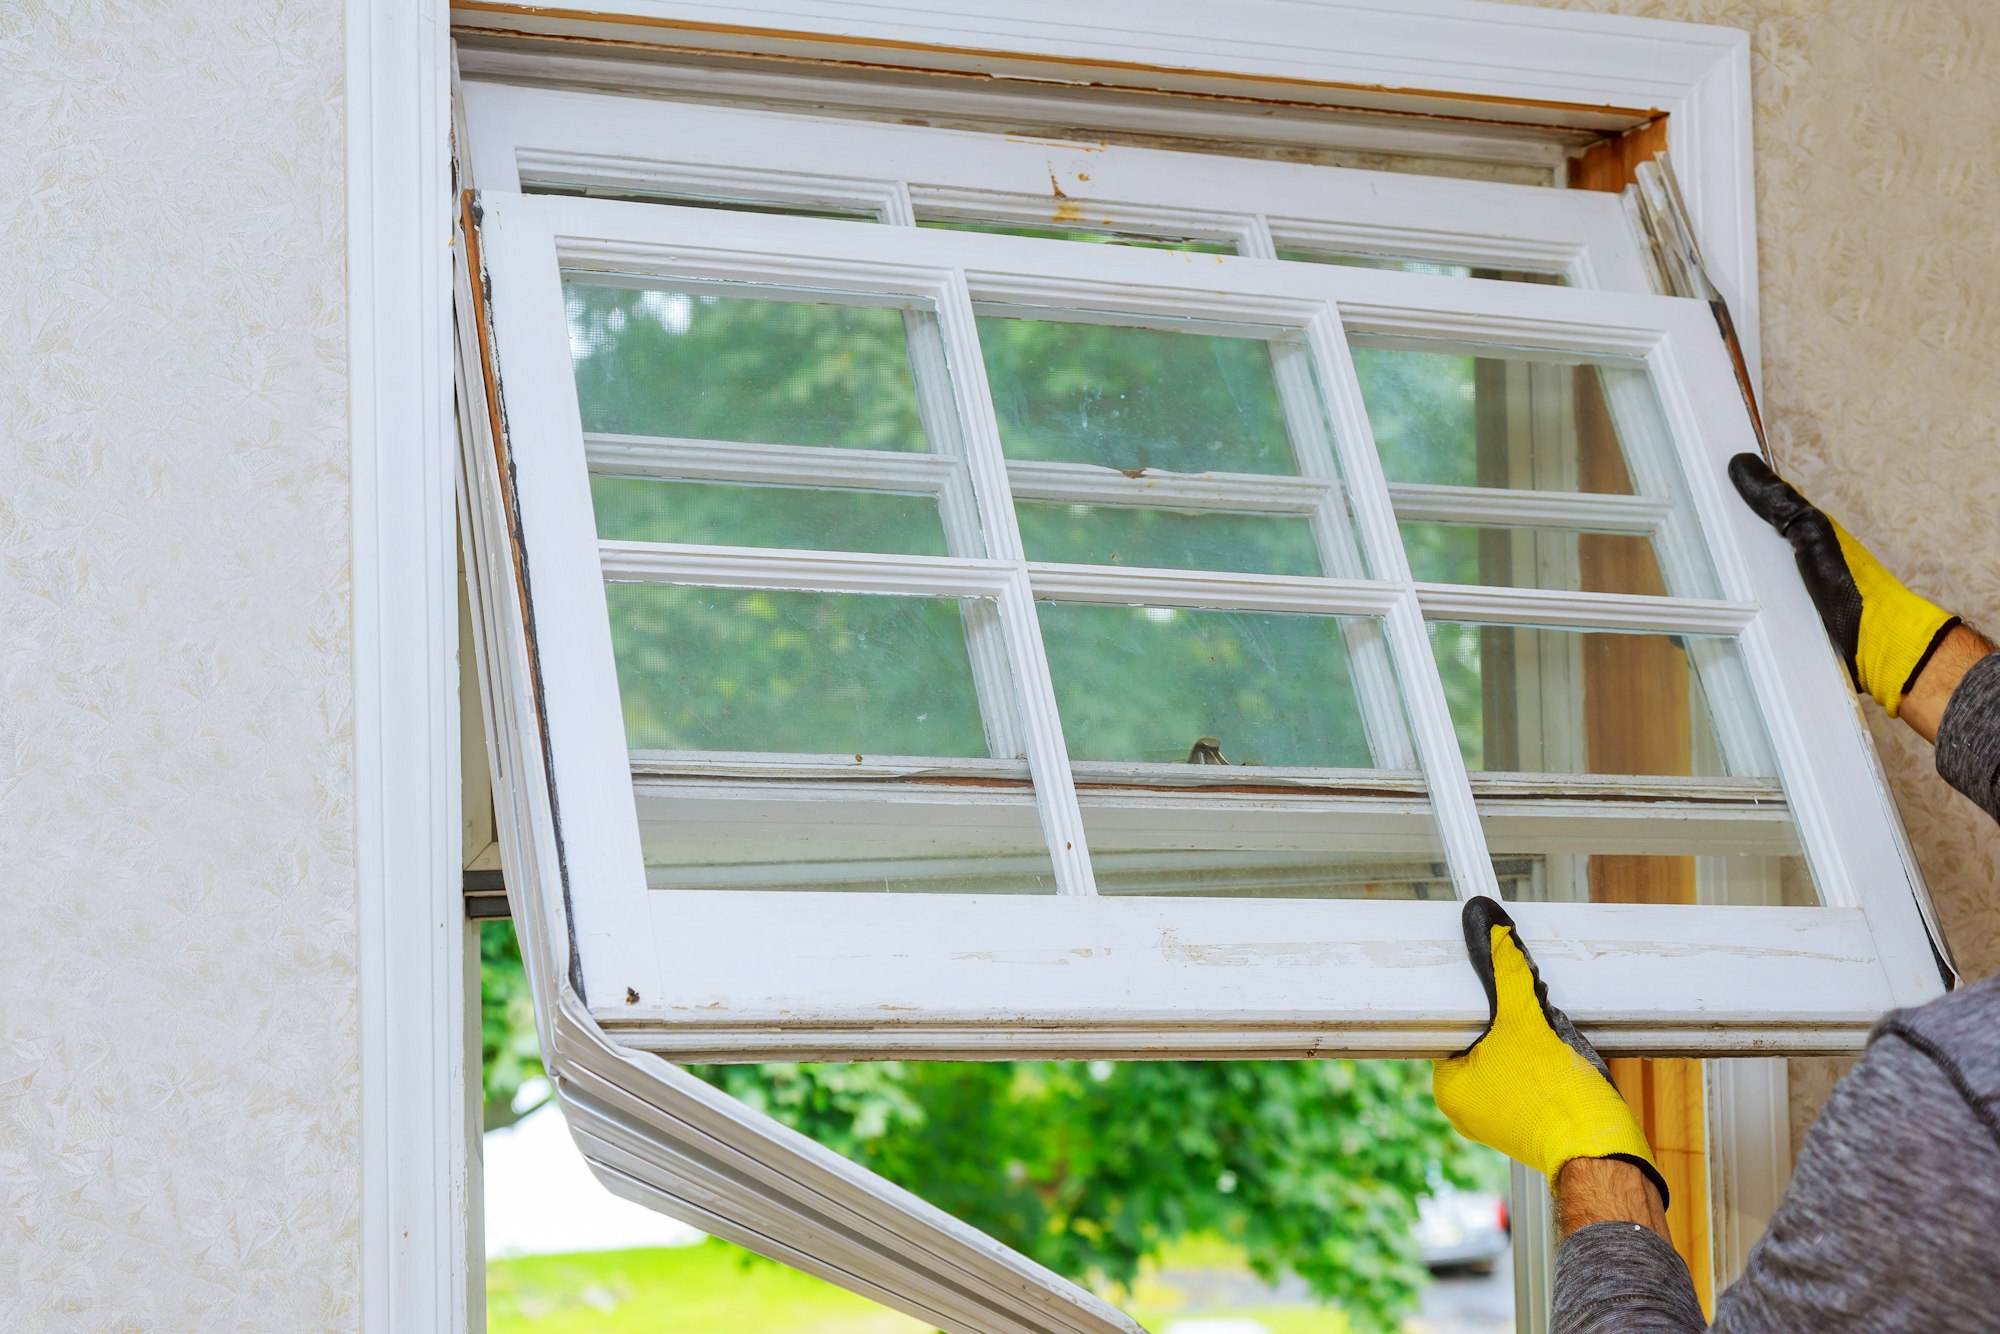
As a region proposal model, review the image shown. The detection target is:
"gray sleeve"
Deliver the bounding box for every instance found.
[1934,648,2000,825]
[1552,1031,2000,1334]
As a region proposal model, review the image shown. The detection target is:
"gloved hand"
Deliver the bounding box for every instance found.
[1432,897,1668,1205]
[1730,453,1958,718]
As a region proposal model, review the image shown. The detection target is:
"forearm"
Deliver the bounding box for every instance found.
[1929,632,2000,824]
[1551,1159,1705,1334]
[1897,622,1993,743]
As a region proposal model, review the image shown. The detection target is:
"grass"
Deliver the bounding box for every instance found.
[488,1238,1361,1334]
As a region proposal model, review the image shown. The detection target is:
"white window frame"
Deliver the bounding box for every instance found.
[461,82,1654,289]
[468,186,1940,1057]
[355,2,1812,1328]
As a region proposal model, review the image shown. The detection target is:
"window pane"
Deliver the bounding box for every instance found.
[1078,798,1449,901]
[566,279,934,450]
[1487,831,1817,908]
[1040,603,1410,769]
[921,217,1236,253]
[1428,623,1774,778]
[1017,502,1321,575]
[607,585,999,757]
[527,183,879,221]
[591,476,949,556]
[978,314,1303,475]
[1278,249,1565,284]
[1399,522,1696,598]
[1353,343,1657,494]
[638,788,1057,895]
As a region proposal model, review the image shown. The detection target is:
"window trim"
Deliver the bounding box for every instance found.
[360,3,1776,1327]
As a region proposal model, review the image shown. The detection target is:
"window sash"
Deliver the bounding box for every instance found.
[462,80,1653,289]
[463,188,1942,1062]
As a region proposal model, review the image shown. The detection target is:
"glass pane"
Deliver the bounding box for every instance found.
[1017,502,1320,575]
[1353,343,1658,493]
[1278,249,1565,284]
[590,476,949,556]
[1399,522,1699,598]
[978,314,1303,475]
[638,789,1057,895]
[921,217,1236,253]
[1079,800,1449,901]
[607,585,1000,757]
[1041,604,1411,769]
[1428,623,1773,778]
[527,183,878,221]
[1485,819,1817,907]
[566,279,934,450]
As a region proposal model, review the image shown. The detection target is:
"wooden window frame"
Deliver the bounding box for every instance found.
[358,3,1812,1329]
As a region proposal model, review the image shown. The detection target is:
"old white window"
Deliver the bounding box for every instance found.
[450,42,1944,1334]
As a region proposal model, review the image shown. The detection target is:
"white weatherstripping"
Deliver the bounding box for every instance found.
[465,190,1941,1068]
[461,83,1650,290]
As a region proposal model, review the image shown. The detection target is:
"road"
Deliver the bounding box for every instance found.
[1413,1256,1515,1333]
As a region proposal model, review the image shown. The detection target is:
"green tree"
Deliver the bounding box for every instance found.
[481,922,1484,1332]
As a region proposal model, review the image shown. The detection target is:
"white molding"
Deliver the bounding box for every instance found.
[350,0,464,1327]
[1707,1057,1790,1291]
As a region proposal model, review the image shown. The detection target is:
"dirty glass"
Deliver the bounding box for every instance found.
[606,585,999,757]
[1083,841,1454,900]
[920,217,1236,253]
[590,476,949,556]
[1039,604,1407,769]
[1486,821,1818,907]
[1352,343,1658,493]
[639,797,1058,896]
[566,279,933,450]
[1427,623,1773,778]
[1399,522,1692,598]
[977,314,1305,476]
[1016,502,1321,575]
[1277,249,1565,284]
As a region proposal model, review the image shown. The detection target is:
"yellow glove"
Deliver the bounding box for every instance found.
[1730,454,1957,717]
[1432,897,1667,1205]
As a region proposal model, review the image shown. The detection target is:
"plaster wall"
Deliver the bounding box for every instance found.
[0,2,358,1327]
[1495,0,2000,1147]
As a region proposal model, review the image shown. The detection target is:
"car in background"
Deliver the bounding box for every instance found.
[1415,1184,1511,1275]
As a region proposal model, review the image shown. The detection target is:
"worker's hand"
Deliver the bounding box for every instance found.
[1432,898,1667,1206]
[1730,453,1958,718]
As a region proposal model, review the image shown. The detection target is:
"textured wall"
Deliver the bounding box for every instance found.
[1489,0,2000,1150]
[0,3,357,1328]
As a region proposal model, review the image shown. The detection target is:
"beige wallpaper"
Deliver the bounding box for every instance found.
[0,2,358,1328]
[1489,0,2000,1145]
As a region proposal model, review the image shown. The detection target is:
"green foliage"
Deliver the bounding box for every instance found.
[482,925,1477,1333]
[690,1057,1477,1332]
[481,920,548,1131]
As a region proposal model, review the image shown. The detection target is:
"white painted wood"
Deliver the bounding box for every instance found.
[608,894,1895,1057]
[460,81,1650,291]
[465,187,1941,1063]
[1708,1058,1791,1294]
[456,45,1586,171]
[351,0,465,1326]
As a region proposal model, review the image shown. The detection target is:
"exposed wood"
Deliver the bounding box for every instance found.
[1571,115,1671,195]
[1608,1055,1713,1314]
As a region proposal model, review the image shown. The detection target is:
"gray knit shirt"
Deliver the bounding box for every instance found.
[1553,652,2000,1334]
